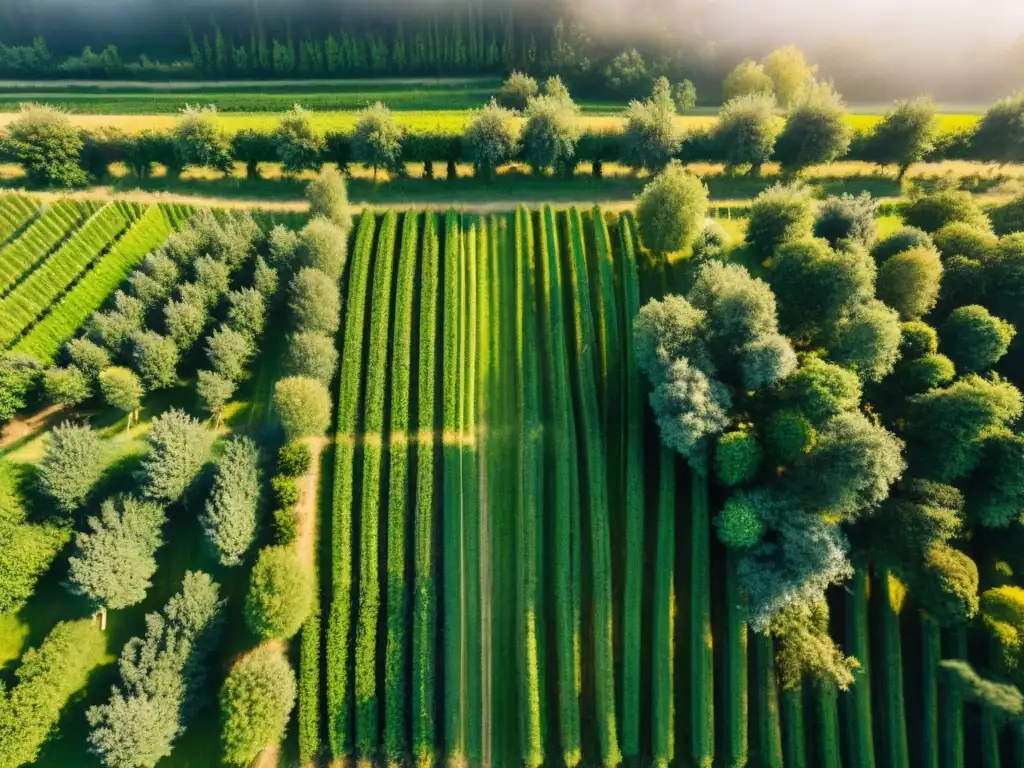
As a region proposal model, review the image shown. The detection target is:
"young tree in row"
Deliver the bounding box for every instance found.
[306,166,352,231]
[132,331,180,391]
[2,103,86,187]
[220,647,297,766]
[141,408,213,503]
[296,217,349,279]
[206,326,253,383]
[43,365,90,410]
[521,87,580,176]
[775,82,852,174]
[274,376,332,441]
[244,545,313,641]
[66,338,111,384]
[201,437,263,567]
[716,92,780,175]
[351,101,403,180]
[37,421,104,515]
[0,353,43,425]
[635,161,709,255]
[99,366,143,427]
[288,268,341,336]
[622,77,680,172]
[275,105,325,176]
[865,96,939,180]
[284,331,339,386]
[196,370,236,426]
[464,99,518,181]
[172,106,233,176]
[67,495,166,619]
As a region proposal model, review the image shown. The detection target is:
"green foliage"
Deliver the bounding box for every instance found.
[351,101,404,177]
[288,267,341,336]
[196,370,235,420]
[723,58,774,101]
[633,294,708,381]
[981,586,1024,672]
[245,545,312,641]
[521,91,580,175]
[812,193,877,248]
[132,330,179,390]
[37,420,104,514]
[903,190,990,234]
[306,166,351,231]
[0,353,43,423]
[940,660,1024,721]
[278,440,313,477]
[192,255,231,306]
[972,94,1024,164]
[780,356,862,426]
[990,194,1024,236]
[65,338,110,382]
[271,475,299,508]
[776,82,851,172]
[891,353,956,396]
[932,221,999,260]
[274,376,332,440]
[272,505,298,544]
[496,71,538,111]
[828,299,902,382]
[763,46,817,108]
[914,544,980,625]
[865,97,938,178]
[0,620,105,767]
[297,218,348,279]
[67,494,165,610]
[716,490,768,548]
[43,364,90,408]
[672,79,697,111]
[220,648,297,766]
[772,599,858,690]
[765,409,816,464]
[971,430,1024,528]
[716,92,781,174]
[205,325,253,383]
[871,226,934,263]
[275,105,325,174]
[163,298,207,351]
[898,320,938,359]
[87,572,224,768]
[715,430,763,486]
[635,162,709,254]
[940,305,1015,373]
[226,288,266,340]
[621,78,680,172]
[2,104,86,186]
[98,365,142,415]
[172,105,233,174]
[463,99,518,180]
[201,436,262,567]
[141,408,213,502]
[649,356,732,458]
[605,49,649,96]
[253,256,279,297]
[747,183,815,258]
[285,331,339,386]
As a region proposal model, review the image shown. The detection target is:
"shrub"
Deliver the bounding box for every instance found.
[716,92,780,174]
[781,356,862,427]
[172,106,233,174]
[775,82,851,172]
[747,183,815,258]
[899,321,939,359]
[284,331,339,386]
[463,100,518,180]
[351,102,403,179]
[272,506,298,544]
[865,97,938,179]
[278,440,313,477]
[274,376,332,441]
[2,104,86,187]
[635,162,709,255]
[871,226,934,262]
[877,247,943,320]
[932,222,999,261]
[903,190,990,234]
[306,166,351,231]
[765,409,816,464]
[714,430,763,486]
[972,95,1024,164]
[0,353,43,424]
[622,78,680,172]
[38,421,104,514]
[941,305,1015,373]
[723,59,774,101]
[716,490,769,548]
[275,105,325,175]
[245,545,313,641]
[990,195,1024,236]
[271,475,300,508]
[828,299,902,382]
[202,437,262,567]
[812,193,878,248]
[220,648,297,766]
[496,71,538,111]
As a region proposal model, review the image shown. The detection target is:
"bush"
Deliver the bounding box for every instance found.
[496,71,538,111]
[828,299,902,382]
[2,104,86,187]
[775,82,851,172]
[351,102,403,179]
[284,331,339,386]
[274,376,331,441]
[306,166,351,231]
[990,195,1024,236]
[899,321,939,359]
[271,475,300,508]
[275,105,325,175]
[172,106,233,174]
[245,545,312,641]
[220,648,297,767]
[278,440,313,477]
[635,162,709,255]
[865,97,938,178]
[716,92,780,174]
[876,247,943,320]
[972,95,1024,164]
[871,226,934,262]
[621,78,680,172]
[463,100,518,180]
[715,430,763,486]
[932,222,999,261]
[812,193,878,248]
[272,506,298,544]
[764,409,816,464]
[903,190,990,234]
[716,491,769,548]
[941,305,1015,373]
[38,421,104,514]
[746,183,815,258]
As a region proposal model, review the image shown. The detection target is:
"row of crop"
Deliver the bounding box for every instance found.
[538,204,581,766]
[327,209,376,759]
[412,212,440,766]
[563,207,621,766]
[354,210,398,756]
[0,199,97,296]
[0,193,39,245]
[382,211,420,762]
[13,205,175,361]
[0,202,136,347]
[441,209,466,762]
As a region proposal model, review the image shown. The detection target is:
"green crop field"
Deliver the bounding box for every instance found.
[2,175,1024,768]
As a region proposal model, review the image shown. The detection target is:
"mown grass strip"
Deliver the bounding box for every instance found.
[539,205,582,767]
[844,562,875,768]
[354,210,398,756]
[651,445,676,768]
[328,209,377,760]
[920,614,940,768]
[563,206,621,767]
[815,681,841,768]
[13,205,174,361]
[383,211,419,764]
[880,570,909,768]
[442,209,466,763]
[515,206,544,768]
[412,212,440,768]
